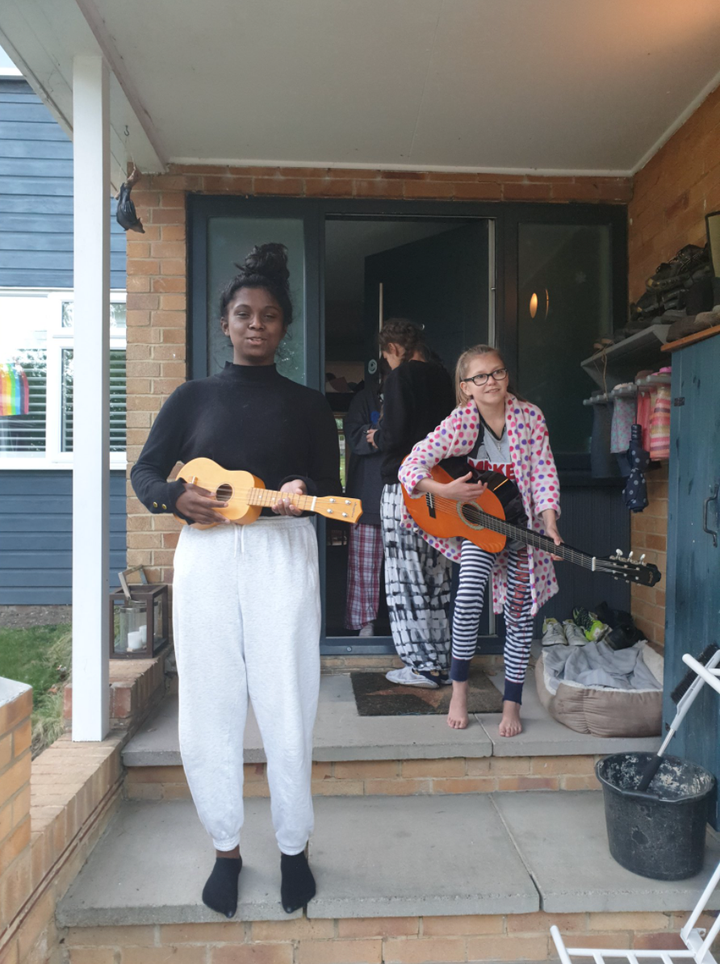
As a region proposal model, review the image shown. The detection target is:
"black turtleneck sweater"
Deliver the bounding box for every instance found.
[131,363,341,519]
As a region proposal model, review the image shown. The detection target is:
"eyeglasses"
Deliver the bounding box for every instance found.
[462,367,508,387]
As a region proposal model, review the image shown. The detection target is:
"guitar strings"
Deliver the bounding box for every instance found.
[423,493,597,569]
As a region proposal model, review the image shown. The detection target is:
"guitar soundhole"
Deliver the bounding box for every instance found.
[460,504,483,528]
[216,483,233,502]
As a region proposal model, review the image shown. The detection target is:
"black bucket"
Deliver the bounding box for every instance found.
[596,752,716,880]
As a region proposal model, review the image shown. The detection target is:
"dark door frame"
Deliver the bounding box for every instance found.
[187,195,628,654]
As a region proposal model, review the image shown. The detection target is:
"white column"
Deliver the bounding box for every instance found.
[71,55,110,741]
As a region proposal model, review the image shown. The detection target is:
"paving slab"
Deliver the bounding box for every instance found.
[123,674,493,767]
[57,798,300,926]
[307,794,539,918]
[123,668,660,769]
[493,790,720,913]
[311,673,492,761]
[477,667,662,757]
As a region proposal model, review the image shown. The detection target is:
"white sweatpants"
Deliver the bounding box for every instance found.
[172,517,321,855]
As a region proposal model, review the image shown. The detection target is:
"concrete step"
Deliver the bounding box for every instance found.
[122,671,662,799]
[59,791,720,928]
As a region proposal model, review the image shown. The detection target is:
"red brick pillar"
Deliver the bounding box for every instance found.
[0,679,33,934]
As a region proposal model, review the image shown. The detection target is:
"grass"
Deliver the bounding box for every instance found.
[0,624,72,756]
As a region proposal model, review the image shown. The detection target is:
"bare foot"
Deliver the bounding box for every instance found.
[447,681,469,729]
[498,700,522,737]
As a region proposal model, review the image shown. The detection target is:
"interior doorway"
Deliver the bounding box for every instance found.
[322,216,492,647]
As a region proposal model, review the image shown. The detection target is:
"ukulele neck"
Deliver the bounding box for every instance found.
[248,488,316,511]
[247,487,358,520]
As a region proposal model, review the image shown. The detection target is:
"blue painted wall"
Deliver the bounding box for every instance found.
[0,471,127,604]
[1,78,127,604]
[0,78,126,288]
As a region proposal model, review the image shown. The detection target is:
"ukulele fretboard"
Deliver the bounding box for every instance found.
[248,488,358,518]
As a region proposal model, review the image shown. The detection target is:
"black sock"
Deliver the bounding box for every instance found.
[202,856,242,918]
[280,851,316,913]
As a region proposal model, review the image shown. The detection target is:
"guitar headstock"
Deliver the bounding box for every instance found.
[316,496,363,524]
[596,551,662,587]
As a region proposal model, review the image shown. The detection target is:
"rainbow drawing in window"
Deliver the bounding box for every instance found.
[0,363,30,416]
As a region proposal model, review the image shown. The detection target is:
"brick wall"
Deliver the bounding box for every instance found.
[0,680,32,948]
[125,165,632,581]
[627,83,720,646]
[63,909,711,963]
[0,676,125,964]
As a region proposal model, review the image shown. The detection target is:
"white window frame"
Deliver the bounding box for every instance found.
[0,287,127,470]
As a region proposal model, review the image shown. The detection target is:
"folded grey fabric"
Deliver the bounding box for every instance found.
[667,311,720,342]
[542,639,661,691]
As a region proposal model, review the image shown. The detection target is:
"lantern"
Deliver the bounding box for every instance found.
[109,571,169,659]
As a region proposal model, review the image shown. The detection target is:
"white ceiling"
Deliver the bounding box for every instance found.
[3,0,720,176]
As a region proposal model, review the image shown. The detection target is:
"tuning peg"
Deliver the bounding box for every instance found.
[616,548,622,557]
[628,551,634,560]
[640,554,646,564]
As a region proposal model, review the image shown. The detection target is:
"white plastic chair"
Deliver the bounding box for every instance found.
[550,652,720,964]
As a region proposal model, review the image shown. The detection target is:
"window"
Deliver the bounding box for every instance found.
[0,289,126,468]
[517,223,612,456]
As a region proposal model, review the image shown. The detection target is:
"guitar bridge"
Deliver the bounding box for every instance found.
[425,493,437,519]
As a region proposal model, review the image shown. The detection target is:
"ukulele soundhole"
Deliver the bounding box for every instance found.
[216,483,233,502]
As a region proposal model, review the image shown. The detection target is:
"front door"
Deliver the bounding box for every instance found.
[322,218,495,652]
[663,336,720,828]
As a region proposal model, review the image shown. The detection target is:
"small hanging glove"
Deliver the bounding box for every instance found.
[115,166,145,234]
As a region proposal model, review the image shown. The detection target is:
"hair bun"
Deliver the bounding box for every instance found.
[236,242,289,288]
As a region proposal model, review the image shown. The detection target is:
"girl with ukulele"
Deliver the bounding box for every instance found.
[398,345,562,736]
[131,244,341,917]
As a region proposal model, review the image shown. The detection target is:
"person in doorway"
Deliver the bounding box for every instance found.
[374,319,456,687]
[130,243,341,918]
[344,379,384,636]
[399,345,562,736]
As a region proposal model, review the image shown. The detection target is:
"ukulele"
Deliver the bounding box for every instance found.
[402,465,661,587]
[175,458,363,529]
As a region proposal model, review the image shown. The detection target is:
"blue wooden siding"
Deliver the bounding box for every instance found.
[0,471,127,605]
[0,78,126,288]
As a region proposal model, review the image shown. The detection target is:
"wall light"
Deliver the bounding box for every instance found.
[529,289,550,320]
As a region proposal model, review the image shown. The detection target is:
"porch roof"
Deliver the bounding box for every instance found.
[2,0,720,181]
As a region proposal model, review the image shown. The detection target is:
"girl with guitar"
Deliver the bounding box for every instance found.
[398,345,562,737]
[131,244,341,918]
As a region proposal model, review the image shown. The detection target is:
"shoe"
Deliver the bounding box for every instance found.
[385,666,440,688]
[358,622,375,638]
[563,620,587,646]
[437,671,453,686]
[572,607,608,642]
[542,617,567,646]
[646,244,708,292]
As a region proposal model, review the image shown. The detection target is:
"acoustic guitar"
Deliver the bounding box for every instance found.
[175,457,363,529]
[402,465,661,587]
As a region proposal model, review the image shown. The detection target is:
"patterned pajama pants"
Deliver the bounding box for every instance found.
[345,523,384,630]
[451,541,533,704]
[380,484,452,673]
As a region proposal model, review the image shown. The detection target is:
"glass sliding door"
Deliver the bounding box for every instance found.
[189,196,629,655]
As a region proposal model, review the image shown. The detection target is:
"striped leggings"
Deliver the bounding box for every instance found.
[451,541,533,704]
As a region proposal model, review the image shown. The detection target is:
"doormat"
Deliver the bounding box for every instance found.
[350,666,504,717]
